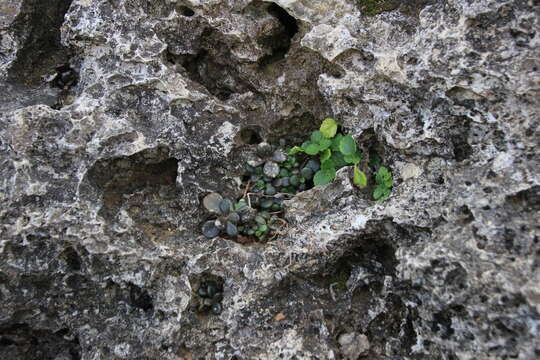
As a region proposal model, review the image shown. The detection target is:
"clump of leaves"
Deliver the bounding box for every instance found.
[289,118,367,187]
[373,166,393,201]
[201,193,241,238]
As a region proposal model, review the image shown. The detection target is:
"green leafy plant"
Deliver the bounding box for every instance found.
[373,166,393,201]
[289,118,367,187]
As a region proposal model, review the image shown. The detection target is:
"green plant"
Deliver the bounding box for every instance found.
[289,118,367,187]
[373,166,393,201]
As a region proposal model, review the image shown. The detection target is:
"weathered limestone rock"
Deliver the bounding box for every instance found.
[0,1,538,359]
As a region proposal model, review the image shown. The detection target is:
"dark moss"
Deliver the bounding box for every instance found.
[357,0,399,16]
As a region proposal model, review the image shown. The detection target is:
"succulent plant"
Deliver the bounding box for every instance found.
[197,280,224,315]
[201,139,319,242]
[201,193,242,239]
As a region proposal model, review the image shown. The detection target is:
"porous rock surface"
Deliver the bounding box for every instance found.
[0,0,539,359]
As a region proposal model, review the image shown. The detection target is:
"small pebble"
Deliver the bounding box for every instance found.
[281,177,290,187]
[263,161,280,178]
[290,175,299,186]
[203,298,213,306]
[279,168,290,177]
[202,221,219,238]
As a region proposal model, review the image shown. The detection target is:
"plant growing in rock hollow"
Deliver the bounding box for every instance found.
[201,139,312,243]
[289,118,367,187]
[201,192,241,238]
[373,166,393,201]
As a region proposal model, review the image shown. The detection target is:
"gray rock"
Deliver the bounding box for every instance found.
[338,332,370,359]
[0,0,538,359]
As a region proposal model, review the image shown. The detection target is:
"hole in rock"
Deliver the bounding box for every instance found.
[52,64,78,90]
[170,47,252,101]
[237,127,263,145]
[167,27,256,101]
[258,2,299,66]
[507,186,540,212]
[178,5,195,17]
[451,118,473,162]
[0,324,80,360]
[83,146,194,241]
[189,275,225,317]
[129,283,154,312]
[62,246,82,271]
[268,3,298,39]
[266,112,319,145]
[234,224,425,355]
[8,0,75,87]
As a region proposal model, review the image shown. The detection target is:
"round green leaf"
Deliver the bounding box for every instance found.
[344,153,361,165]
[310,131,323,142]
[373,186,384,200]
[353,167,367,188]
[330,152,347,167]
[320,118,338,139]
[321,157,336,171]
[331,134,344,151]
[305,143,320,155]
[320,148,332,162]
[339,134,357,156]
[318,138,332,150]
[376,167,391,184]
[313,169,336,186]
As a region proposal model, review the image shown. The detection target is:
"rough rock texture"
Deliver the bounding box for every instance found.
[0,0,539,359]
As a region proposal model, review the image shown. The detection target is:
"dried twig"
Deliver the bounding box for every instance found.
[242,180,251,199]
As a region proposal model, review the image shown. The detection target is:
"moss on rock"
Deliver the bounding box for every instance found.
[357,0,399,16]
